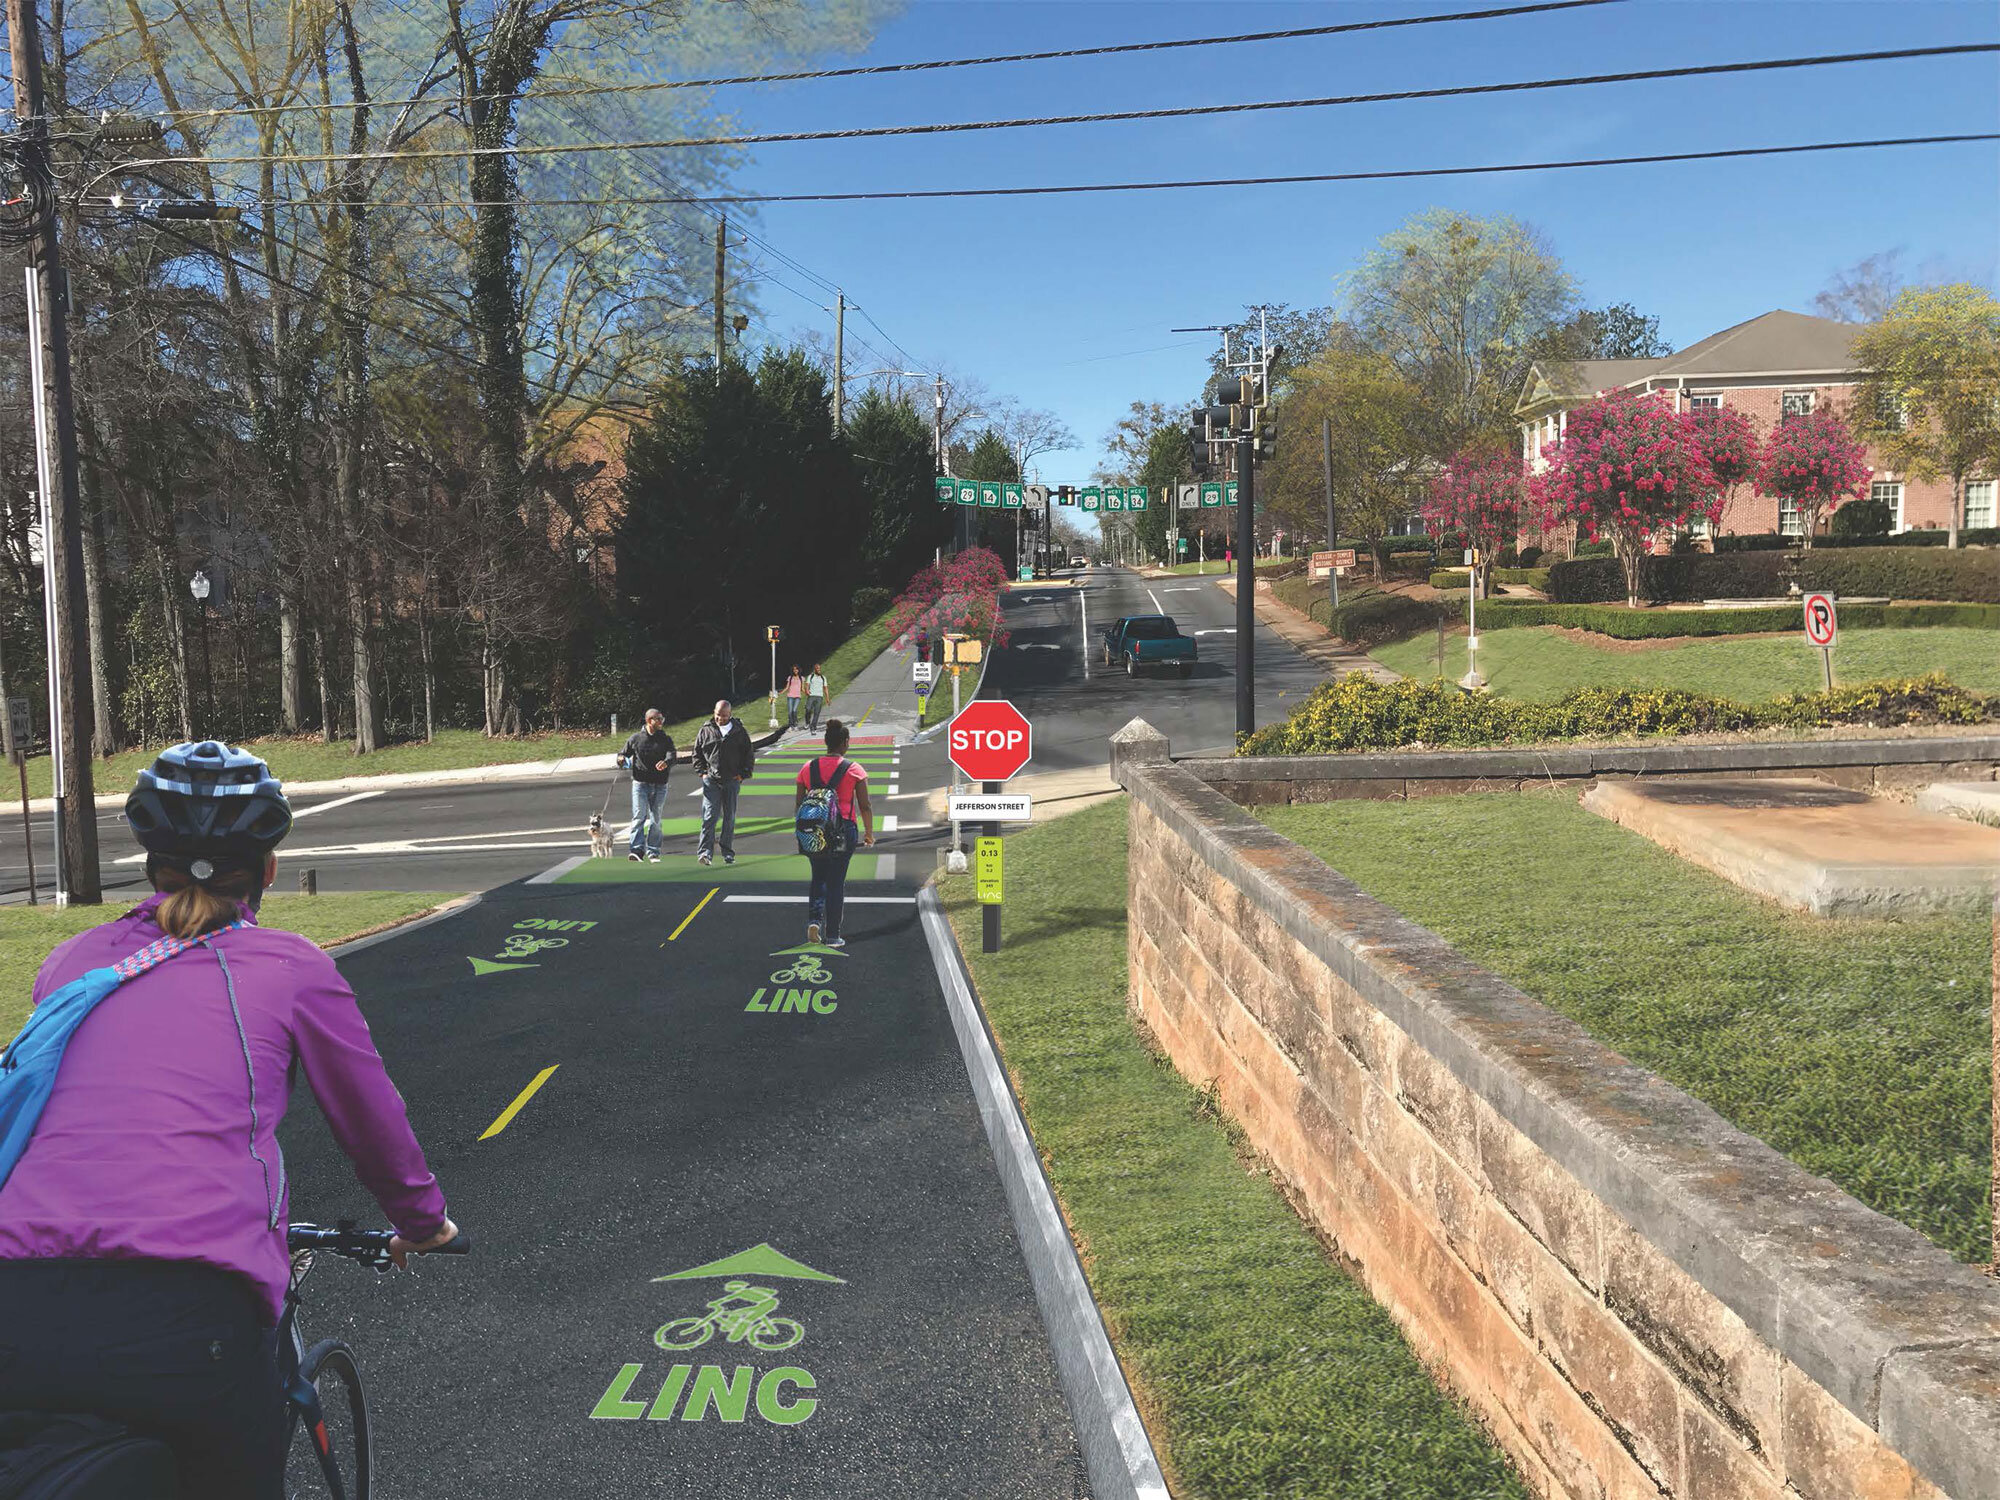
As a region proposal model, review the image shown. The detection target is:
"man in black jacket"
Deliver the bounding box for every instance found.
[618,708,677,861]
[692,699,754,866]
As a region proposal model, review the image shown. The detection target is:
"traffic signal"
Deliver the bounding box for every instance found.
[1056,485,1076,506]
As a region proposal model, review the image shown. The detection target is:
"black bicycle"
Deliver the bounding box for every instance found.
[282,1221,471,1500]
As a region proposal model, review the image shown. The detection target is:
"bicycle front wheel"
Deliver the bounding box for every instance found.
[286,1339,371,1500]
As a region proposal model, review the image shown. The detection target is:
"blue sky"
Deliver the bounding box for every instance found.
[708,0,1998,520]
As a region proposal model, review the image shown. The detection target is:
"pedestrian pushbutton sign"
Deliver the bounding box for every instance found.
[976,837,1003,904]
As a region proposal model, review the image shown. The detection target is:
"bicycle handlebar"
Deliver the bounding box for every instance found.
[288,1221,473,1264]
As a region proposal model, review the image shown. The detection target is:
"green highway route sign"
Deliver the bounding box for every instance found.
[1225,481,1239,506]
[1001,482,1024,508]
[1080,487,1101,511]
[957,479,978,506]
[1103,486,1125,511]
[1127,486,1148,510]
[978,482,1003,508]
[934,477,957,506]
[1199,482,1223,507]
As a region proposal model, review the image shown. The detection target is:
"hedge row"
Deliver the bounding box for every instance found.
[1546,546,2000,605]
[1427,567,1551,591]
[1713,528,2000,552]
[1472,600,2000,638]
[1238,673,1996,755]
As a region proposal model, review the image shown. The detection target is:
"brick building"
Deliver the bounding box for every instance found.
[1515,309,1995,544]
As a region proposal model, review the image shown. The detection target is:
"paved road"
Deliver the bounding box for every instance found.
[2,565,1320,901]
[981,566,1325,769]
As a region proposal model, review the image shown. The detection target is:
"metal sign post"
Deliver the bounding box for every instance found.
[766,624,783,728]
[2,693,34,904]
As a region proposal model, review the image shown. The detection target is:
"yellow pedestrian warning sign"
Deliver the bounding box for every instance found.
[975,836,1003,905]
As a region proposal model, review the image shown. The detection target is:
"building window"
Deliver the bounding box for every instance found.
[1966,480,1997,530]
[1778,496,1804,536]
[1688,392,1721,411]
[1780,390,1815,422]
[1870,480,1904,533]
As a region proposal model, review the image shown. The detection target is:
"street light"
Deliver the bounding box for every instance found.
[188,569,215,736]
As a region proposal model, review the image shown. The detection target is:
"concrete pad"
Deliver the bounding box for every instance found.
[1581,777,2000,917]
[1916,781,2000,828]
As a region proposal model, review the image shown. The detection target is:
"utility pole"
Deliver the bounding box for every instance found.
[1235,428,1256,739]
[8,0,100,902]
[1322,415,1340,613]
[832,291,845,433]
[712,216,726,378]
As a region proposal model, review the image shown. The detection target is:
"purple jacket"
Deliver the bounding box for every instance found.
[0,894,447,1323]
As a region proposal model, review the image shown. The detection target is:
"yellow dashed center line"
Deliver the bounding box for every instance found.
[480,1065,559,1141]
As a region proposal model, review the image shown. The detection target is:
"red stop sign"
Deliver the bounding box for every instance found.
[948,700,1033,782]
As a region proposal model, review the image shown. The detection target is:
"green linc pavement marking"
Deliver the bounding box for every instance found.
[591,1246,841,1426]
[559,853,883,884]
[748,950,841,1014]
[468,917,598,975]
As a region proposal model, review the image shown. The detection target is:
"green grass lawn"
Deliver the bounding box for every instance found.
[3,891,455,1040]
[1374,624,2000,700]
[941,799,1528,1499]
[1255,795,1992,1263]
[15,609,899,798]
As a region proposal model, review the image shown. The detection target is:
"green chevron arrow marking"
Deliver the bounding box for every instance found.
[652,1242,846,1284]
[468,956,539,976]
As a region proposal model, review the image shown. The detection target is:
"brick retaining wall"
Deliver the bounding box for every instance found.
[1191,733,2000,807]
[1110,719,2000,1499]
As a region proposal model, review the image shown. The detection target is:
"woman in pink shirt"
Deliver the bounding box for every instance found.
[793,718,875,946]
[0,741,455,1496]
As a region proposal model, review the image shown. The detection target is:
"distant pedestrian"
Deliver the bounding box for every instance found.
[784,665,804,730]
[804,663,828,731]
[693,699,755,866]
[795,718,874,948]
[617,708,676,862]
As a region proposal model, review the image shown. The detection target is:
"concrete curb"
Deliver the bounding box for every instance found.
[324,893,483,958]
[916,885,1169,1500]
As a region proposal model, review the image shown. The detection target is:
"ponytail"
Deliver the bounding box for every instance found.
[150,861,259,939]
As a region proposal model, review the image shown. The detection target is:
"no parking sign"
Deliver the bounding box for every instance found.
[1803,592,1836,689]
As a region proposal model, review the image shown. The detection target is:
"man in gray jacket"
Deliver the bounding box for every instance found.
[693,699,755,866]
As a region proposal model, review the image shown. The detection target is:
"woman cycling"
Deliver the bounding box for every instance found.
[0,741,456,1496]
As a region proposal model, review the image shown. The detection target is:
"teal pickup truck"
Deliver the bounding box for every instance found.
[1101,614,1196,678]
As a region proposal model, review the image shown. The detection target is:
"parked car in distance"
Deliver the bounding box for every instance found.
[1101,614,1195,678]
[1069,555,1090,568]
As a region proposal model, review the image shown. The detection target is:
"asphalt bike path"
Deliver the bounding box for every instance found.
[278,811,1090,1496]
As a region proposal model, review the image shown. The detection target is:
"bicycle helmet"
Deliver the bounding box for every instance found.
[124,741,293,870]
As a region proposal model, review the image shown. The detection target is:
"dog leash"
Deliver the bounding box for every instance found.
[600,766,625,819]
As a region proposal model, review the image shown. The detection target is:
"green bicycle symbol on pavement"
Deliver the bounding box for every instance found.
[769,954,830,985]
[654,1280,805,1353]
[500,933,569,959]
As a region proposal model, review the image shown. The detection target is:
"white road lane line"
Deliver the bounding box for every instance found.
[1079,587,1089,679]
[1146,588,1165,613]
[882,815,899,832]
[527,856,588,885]
[876,853,897,880]
[291,789,387,820]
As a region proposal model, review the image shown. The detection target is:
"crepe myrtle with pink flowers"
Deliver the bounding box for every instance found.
[1754,404,1872,549]
[1422,446,1525,600]
[1530,389,1720,607]
[1690,404,1760,526]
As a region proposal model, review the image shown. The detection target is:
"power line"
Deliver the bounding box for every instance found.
[118,131,1994,208]
[83,44,1996,177]
[72,0,1626,129]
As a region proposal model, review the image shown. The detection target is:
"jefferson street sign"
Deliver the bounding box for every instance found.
[948,792,1032,823]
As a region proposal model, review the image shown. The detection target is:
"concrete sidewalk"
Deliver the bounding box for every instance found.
[1215,577,1400,683]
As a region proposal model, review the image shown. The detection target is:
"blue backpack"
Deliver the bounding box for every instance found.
[794,758,853,856]
[0,921,247,1193]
